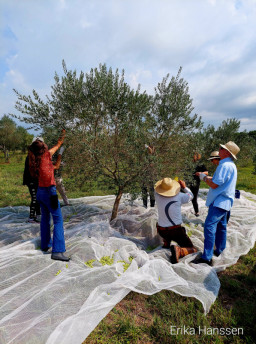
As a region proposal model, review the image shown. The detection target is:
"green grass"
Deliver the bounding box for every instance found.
[0,152,31,207]
[0,152,114,207]
[85,247,256,343]
[1,152,256,207]
[1,152,256,343]
[236,166,256,194]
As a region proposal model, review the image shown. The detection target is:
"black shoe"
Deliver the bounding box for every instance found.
[191,257,212,266]
[195,213,200,217]
[51,252,70,261]
[41,247,49,252]
[42,250,52,255]
[170,245,180,264]
[213,250,221,257]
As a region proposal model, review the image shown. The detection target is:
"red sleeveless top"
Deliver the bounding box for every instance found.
[38,151,56,187]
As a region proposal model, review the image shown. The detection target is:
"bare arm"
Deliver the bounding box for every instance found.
[49,129,66,157]
[203,176,218,189]
[53,154,62,170]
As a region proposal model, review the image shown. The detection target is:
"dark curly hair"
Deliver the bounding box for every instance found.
[28,140,48,178]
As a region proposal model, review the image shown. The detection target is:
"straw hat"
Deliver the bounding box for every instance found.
[154,177,180,197]
[208,151,220,160]
[219,141,240,160]
[32,137,44,143]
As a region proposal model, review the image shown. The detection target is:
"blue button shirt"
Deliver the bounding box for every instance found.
[206,157,237,211]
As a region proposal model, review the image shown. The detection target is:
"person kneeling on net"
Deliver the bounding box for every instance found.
[154,177,197,264]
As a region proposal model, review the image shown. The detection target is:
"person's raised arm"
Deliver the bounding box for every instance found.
[53,146,65,170]
[178,180,194,201]
[49,129,66,157]
[53,154,61,170]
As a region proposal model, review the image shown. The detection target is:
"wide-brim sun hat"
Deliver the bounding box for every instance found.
[154,177,180,197]
[32,137,44,143]
[219,141,240,160]
[208,151,220,160]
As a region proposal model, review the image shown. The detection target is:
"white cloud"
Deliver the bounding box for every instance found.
[240,117,256,131]
[128,69,153,91]
[0,0,256,130]
[80,19,92,29]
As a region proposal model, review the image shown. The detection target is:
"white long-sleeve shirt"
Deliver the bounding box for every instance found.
[155,187,193,227]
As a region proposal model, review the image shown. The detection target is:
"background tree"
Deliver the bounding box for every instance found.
[15,126,33,153]
[0,116,33,161]
[196,118,256,173]
[0,115,18,161]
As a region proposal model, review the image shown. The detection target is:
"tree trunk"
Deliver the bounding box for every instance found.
[3,146,9,163]
[110,187,123,222]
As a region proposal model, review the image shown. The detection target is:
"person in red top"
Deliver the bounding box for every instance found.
[28,129,70,261]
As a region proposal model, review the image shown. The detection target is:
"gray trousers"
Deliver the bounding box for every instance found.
[55,177,69,205]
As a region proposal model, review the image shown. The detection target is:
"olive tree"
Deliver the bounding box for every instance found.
[11,63,202,220]
[145,68,203,182]
[12,62,151,220]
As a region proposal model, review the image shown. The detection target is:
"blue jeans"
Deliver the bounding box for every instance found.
[202,204,228,261]
[37,186,66,253]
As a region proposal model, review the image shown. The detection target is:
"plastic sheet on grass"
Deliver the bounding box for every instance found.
[0,190,255,344]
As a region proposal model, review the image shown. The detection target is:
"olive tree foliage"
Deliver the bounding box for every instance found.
[11,62,203,220]
[248,131,256,174]
[68,66,153,220]
[199,118,256,170]
[200,118,240,154]
[12,62,151,220]
[235,132,256,165]
[13,61,84,130]
[144,67,203,183]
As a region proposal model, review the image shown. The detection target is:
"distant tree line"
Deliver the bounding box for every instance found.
[0,115,33,162]
[6,61,256,219]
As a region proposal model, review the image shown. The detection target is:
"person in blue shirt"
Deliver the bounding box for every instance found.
[192,141,240,266]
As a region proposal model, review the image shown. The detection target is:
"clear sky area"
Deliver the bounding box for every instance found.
[1,0,256,133]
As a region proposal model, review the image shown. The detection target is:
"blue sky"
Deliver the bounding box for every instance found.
[1,0,256,133]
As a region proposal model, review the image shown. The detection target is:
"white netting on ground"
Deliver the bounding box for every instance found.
[0,190,255,344]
